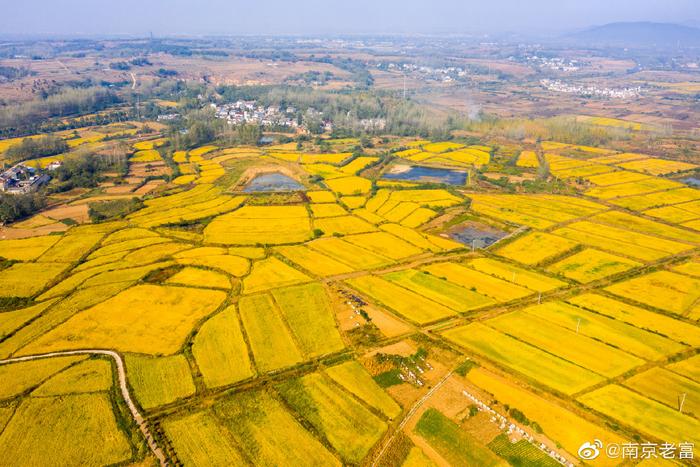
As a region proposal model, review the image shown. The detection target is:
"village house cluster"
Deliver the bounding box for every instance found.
[375,62,470,83]
[212,100,300,128]
[540,79,642,99]
[0,163,53,194]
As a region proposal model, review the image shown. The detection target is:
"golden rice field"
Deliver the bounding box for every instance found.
[2,132,699,466]
[125,354,196,409]
[495,231,579,265]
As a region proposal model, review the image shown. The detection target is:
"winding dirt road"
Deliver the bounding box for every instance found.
[0,350,167,466]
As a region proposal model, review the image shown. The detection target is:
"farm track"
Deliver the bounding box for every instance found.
[0,350,167,467]
[371,360,461,467]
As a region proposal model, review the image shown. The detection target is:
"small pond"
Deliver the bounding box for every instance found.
[243,173,304,192]
[451,227,507,249]
[681,177,700,188]
[382,166,467,186]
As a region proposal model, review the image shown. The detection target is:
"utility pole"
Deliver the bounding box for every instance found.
[679,393,687,413]
[576,318,581,334]
[403,73,407,100]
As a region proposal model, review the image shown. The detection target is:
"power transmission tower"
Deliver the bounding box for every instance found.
[403,73,407,100]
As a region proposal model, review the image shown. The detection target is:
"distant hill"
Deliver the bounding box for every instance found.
[566,22,700,48]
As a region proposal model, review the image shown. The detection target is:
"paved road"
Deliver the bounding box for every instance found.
[0,350,167,466]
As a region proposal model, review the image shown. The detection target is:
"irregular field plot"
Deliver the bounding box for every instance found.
[213,390,340,466]
[193,306,254,388]
[204,205,311,245]
[494,231,579,266]
[0,393,132,466]
[347,275,456,324]
[0,235,60,261]
[325,360,401,418]
[414,408,505,467]
[271,283,345,357]
[126,354,195,409]
[0,355,85,399]
[307,237,393,270]
[343,231,423,260]
[166,267,230,289]
[548,248,641,282]
[314,215,377,236]
[21,285,226,355]
[275,245,354,276]
[668,355,700,383]
[579,385,700,445]
[325,176,372,195]
[0,299,57,340]
[238,293,303,372]
[32,358,112,396]
[278,373,387,464]
[442,322,603,394]
[0,262,69,297]
[242,257,310,294]
[606,271,700,317]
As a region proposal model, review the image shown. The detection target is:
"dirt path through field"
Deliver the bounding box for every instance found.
[0,350,167,466]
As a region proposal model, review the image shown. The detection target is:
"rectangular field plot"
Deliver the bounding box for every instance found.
[494,231,579,266]
[443,323,603,394]
[524,302,685,360]
[584,170,652,186]
[163,411,247,465]
[668,355,700,384]
[617,158,698,175]
[467,257,567,292]
[606,271,700,317]
[346,275,457,324]
[212,390,341,466]
[275,245,354,276]
[192,306,254,388]
[592,210,700,245]
[422,262,532,302]
[548,248,641,283]
[125,354,195,409]
[383,269,495,312]
[310,203,348,218]
[271,283,345,357]
[307,237,393,270]
[552,221,692,261]
[325,360,401,418]
[566,294,700,346]
[487,311,644,377]
[467,368,626,465]
[645,204,700,224]
[238,293,304,372]
[585,177,680,199]
[343,232,423,260]
[610,188,700,211]
[624,367,700,417]
[579,385,700,445]
[277,373,387,464]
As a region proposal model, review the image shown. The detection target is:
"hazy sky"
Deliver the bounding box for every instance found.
[2,0,698,37]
